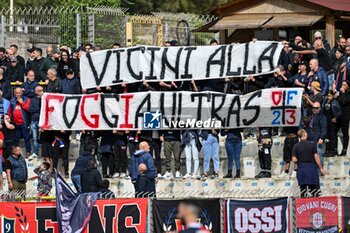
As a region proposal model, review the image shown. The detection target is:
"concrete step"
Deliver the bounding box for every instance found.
[9,174,349,199]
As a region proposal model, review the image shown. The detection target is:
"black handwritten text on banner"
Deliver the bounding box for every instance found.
[80,42,283,89]
[39,88,302,130]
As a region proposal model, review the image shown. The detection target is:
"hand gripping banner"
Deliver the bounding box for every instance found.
[80,41,283,89]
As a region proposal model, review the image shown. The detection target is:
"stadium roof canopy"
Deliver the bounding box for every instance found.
[195,0,350,47]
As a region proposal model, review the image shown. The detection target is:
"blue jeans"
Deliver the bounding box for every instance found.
[71,175,81,193]
[202,134,219,173]
[15,124,31,154]
[327,72,335,91]
[225,140,242,170]
[0,157,3,173]
[317,143,326,167]
[31,120,39,155]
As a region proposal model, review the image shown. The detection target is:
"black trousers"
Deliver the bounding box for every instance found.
[101,152,114,176]
[114,143,127,174]
[327,120,338,153]
[150,139,162,174]
[340,115,350,151]
[258,147,271,171]
[128,141,139,157]
[52,141,69,175]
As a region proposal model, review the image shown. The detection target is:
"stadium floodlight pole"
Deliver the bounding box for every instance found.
[9,0,13,32]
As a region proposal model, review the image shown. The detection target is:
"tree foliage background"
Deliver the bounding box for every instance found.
[0,0,229,13]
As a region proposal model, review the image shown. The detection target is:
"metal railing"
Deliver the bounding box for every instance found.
[0,6,128,50]
[1,187,349,202]
[0,6,217,51]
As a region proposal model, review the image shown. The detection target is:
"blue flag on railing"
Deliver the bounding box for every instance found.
[55,171,99,233]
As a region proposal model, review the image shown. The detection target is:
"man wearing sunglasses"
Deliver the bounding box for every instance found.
[310,102,327,167]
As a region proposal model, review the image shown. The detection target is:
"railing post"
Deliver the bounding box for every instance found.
[0,15,6,47]
[76,14,81,49]
[125,20,132,47]
[88,14,95,45]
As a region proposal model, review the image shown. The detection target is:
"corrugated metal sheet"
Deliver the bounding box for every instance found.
[306,0,350,12]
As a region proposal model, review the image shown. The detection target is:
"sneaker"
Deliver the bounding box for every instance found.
[112,173,120,178]
[340,149,347,156]
[291,171,297,178]
[119,173,126,178]
[263,171,272,178]
[175,171,182,179]
[163,171,173,179]
[103,174,111,178]
[255,171,271,179]
[223,173,232,178]
[201,173,208,179]
[277,171,289,178]
[192,174,201,179]
[183,173,191,179]
[157,173,163,178]
[211,172,219,179]
[255,171,264,179]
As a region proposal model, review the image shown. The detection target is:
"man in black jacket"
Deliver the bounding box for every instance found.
[310,102,327,166]
[46,68,61,93]
[71,144,95,193]
[60,69,81,94]
[22,70,38,99]
[0,68,11,100]
[27,47,45,82]
[336,80,350,156]
[29,85,43,158]
[81,158,102,193]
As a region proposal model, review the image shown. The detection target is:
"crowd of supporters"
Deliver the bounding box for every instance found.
[0,31,349,196]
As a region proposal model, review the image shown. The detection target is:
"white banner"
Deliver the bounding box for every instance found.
[80,42,284,89]
[39,88,303,130]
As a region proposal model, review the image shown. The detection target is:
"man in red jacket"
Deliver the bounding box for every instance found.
[8,87,31,157]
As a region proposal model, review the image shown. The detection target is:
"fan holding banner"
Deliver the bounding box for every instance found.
[55,170,100,233]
